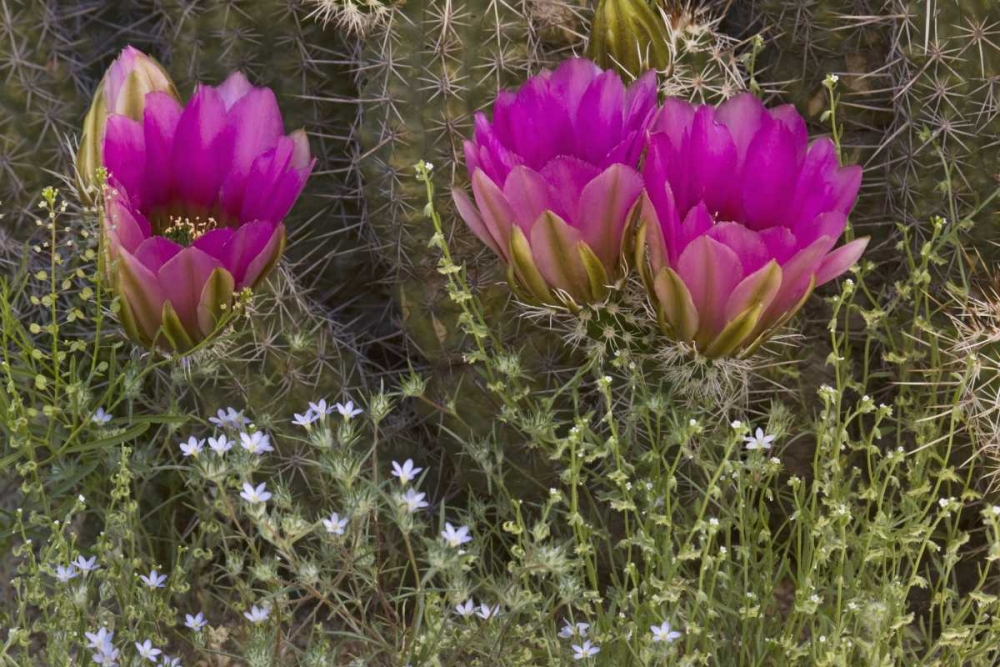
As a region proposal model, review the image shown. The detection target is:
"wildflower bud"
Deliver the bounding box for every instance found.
[77,46,179,199]
[587,0,669,77]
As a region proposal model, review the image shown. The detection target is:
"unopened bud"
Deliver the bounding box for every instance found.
[77,46,179,200]
[587,0,669,77]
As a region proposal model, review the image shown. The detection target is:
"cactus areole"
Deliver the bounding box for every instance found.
[97,50,315,353]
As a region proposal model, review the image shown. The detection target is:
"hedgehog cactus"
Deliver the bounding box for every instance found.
[886,0,1000,243]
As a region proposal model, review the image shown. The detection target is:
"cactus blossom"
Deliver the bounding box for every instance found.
[77,47,179,197]
[101,71,314,353]
[636,93,868,358]
[452,58,655,306]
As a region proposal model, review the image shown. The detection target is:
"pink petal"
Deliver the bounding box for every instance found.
[815,237,868,285]
[116,244,166,342]
[575,164,643,269]
[796,211,847,251]
[528,211,588,295]
[675,201,715,258]
[171,85,233,210]
[140,92,183,211]
[233,222,285,289]
[104,194,151,254]
[103,115,146,199]
[769,104,809,161]
[216,71,253,110]
[503,166,557,230]
[715,93,767,170]
[218,88,285,218]
[575,69,625,165]
[471,170,515,257]
[191,227,236,260]
[676,236,744,342]
[238,136,312,224]
[651,97,696,151]
[741,117,799,231]
[540,156,602,219]
[765,236,829,322]
[681,106,737,217]
[156,246,224,335]
[133,236,183,273]
[453,186,504,259]
[705,221,769,274]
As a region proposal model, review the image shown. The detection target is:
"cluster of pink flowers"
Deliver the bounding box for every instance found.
[454,58,867,357]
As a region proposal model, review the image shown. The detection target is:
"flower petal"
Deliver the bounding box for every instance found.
[504,166,557,229]
[216,71,253,110]
[218,87,285,218]
[575,164,643,269]
[156,246,224,337]
[453,186,503,258]
[815,237,868,285]
[171,84,233,210]
[103,115,146,199]
[741,117,799,231]
[676,235,744,343]
[140,92,183,211]
[528,211,588,298]
[471,170,515,259]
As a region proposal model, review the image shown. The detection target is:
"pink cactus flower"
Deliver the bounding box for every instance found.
[101,70,314,352]
[453,58,656,306]
[636,93,868,358]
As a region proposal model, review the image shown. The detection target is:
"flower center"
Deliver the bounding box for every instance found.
[159,214,220,246]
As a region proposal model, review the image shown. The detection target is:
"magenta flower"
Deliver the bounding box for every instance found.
[636,93,867,358]
[453,58,655,306]
[102,71,314,352]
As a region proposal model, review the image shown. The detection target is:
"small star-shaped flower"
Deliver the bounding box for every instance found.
[572,640,600,660]
[208,434,232,455]
[134,639,161,662]
[334,400,363,419]
[184,611,207,631]
[559,621,590,639]
[441,522,471,548]
[322,511,349,535]
[54,564,78,583]
[239,431,273,455]
[139,569,167,589]
[209,407,249,429]
[391,459,423,485]
[743,427,775,451]
[179,436,204,457]
[455,599,475,617]
[240,482,271,504]
[650,620,682,643]
[91,407,113,425]
[244,604,270,623]
[73,554,99,573]
[399,488,429,513]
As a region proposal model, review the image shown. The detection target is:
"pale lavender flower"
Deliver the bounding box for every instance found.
[572,640,600,660]
[309,399,334,415]
[135,639,161,662]
[244,605,270,623]
[455,599,475,617]
[744,428,775,451]
[91,407,113,425]
[334,400,363,419]
[391,459,423,485]
[559,621,590,639]
[54,564,78,583]
[179,436,204,457]
[139,569,167,589]
[239,431,273,455]
[476,603,500,620]
[240,482,271,504]
[322,511,349,535]
[85,627,114,652]
[73,555,99,574]
[292,410,318,428]
[651,620,682,643]
[209,407,249,430]
[399,488,429,513]
[208,434,232,455]
[441,523,471,548]
[184,612,207,631]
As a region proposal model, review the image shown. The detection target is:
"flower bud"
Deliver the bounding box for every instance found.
[587,0,670,77]
[77,46,179,200]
